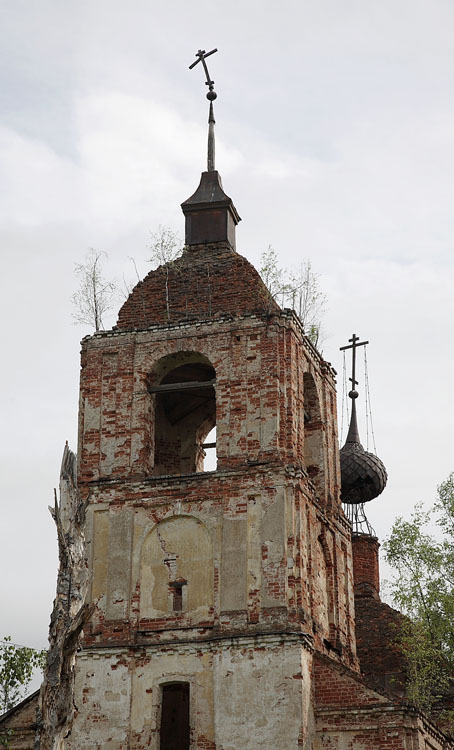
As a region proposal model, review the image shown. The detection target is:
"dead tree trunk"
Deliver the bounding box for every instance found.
[35,444,94,750]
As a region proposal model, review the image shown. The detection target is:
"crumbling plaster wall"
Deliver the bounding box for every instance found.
[83,466,357,667]
[69,637,315,750]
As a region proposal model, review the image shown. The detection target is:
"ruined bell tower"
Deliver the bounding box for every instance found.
[67,51,358,750]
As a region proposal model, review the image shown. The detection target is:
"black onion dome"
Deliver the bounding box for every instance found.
[340,401,387,504]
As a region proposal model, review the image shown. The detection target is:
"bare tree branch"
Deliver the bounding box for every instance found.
[259,247,327,348]
[147,226,183,321]
[71,249,117,331]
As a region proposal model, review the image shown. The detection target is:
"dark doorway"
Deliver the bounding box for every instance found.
[160,683,190,750]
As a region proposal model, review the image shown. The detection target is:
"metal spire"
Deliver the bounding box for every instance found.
[189,48,218,172]
[340,333,369,444]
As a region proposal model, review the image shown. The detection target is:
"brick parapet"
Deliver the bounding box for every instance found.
[316,704,453,749]
[314,653,454,749]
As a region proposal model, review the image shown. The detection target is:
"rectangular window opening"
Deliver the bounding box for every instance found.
[169,579,187,612]
[202,426,217,472]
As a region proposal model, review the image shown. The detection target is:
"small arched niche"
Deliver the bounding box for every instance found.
[140,516,214,621]
[148,352,216,476]
[317,532,337,644]
[303,372,325,500]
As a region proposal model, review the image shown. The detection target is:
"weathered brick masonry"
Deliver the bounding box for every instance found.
[116,242,279,331]
[65,238,453,748]
[2,217,451,747]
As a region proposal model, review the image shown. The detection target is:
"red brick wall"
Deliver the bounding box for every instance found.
[77,307,357,666]
[352,533,380,597]
[116,242,279,330]
[354,596,407,696]
[77,314,338,490]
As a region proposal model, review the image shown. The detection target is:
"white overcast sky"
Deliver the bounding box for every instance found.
[1,0,453,658]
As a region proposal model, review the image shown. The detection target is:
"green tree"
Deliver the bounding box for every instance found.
[0,637,46,714]
[259,247,326,348]
[383,474,454,720]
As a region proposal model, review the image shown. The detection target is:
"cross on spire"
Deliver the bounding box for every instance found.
[340,333,369,397]
[189,48,218,98]
[189,48,218,172]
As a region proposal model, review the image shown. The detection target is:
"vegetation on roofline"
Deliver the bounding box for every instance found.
[259,246,326,348]
[71,230,327,345]
[71,249,117,332]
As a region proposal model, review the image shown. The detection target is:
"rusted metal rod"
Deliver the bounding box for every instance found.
[148,379,216,394]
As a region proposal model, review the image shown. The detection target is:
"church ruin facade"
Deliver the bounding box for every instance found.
[64,160,450,746]
[2,52,452,750]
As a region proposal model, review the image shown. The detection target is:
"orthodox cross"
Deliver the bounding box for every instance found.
[340,333,369,398]
[189,48,218,97]
[189,48,218,172]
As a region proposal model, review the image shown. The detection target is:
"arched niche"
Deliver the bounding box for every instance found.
[317,532,336,644]
[140,516,214,621]
[148,351,216,476]
[303,371,325,500]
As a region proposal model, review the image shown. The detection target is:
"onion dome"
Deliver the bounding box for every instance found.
[340,395,387,504]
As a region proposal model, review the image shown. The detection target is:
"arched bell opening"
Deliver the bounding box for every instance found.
[303,372,326,501]
[148,353,216,476]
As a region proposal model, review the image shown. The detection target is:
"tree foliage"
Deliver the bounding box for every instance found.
[0,637,46,714]
[72,249,117,331]
[147,225,182,268]
[259,246,326,347]
[383,473,454,719]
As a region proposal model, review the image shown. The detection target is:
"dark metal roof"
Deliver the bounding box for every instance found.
[181,171,240,220]
[340,403,388,505]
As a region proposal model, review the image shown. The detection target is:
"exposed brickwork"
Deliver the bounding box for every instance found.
[77,313,339,493]
[314,655,449,749]
[314,654,388,708]
[116,242,279,330]
[355,593,407,696]
[352,532,408,698]
[352,532,380,598]
[11,233,449,749]
[70,279,367,748]
[0,691,39,750]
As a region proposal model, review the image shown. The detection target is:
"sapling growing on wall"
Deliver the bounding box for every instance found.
[259,246,326,348]
[72,249,117,331]
[147,226,183,321]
